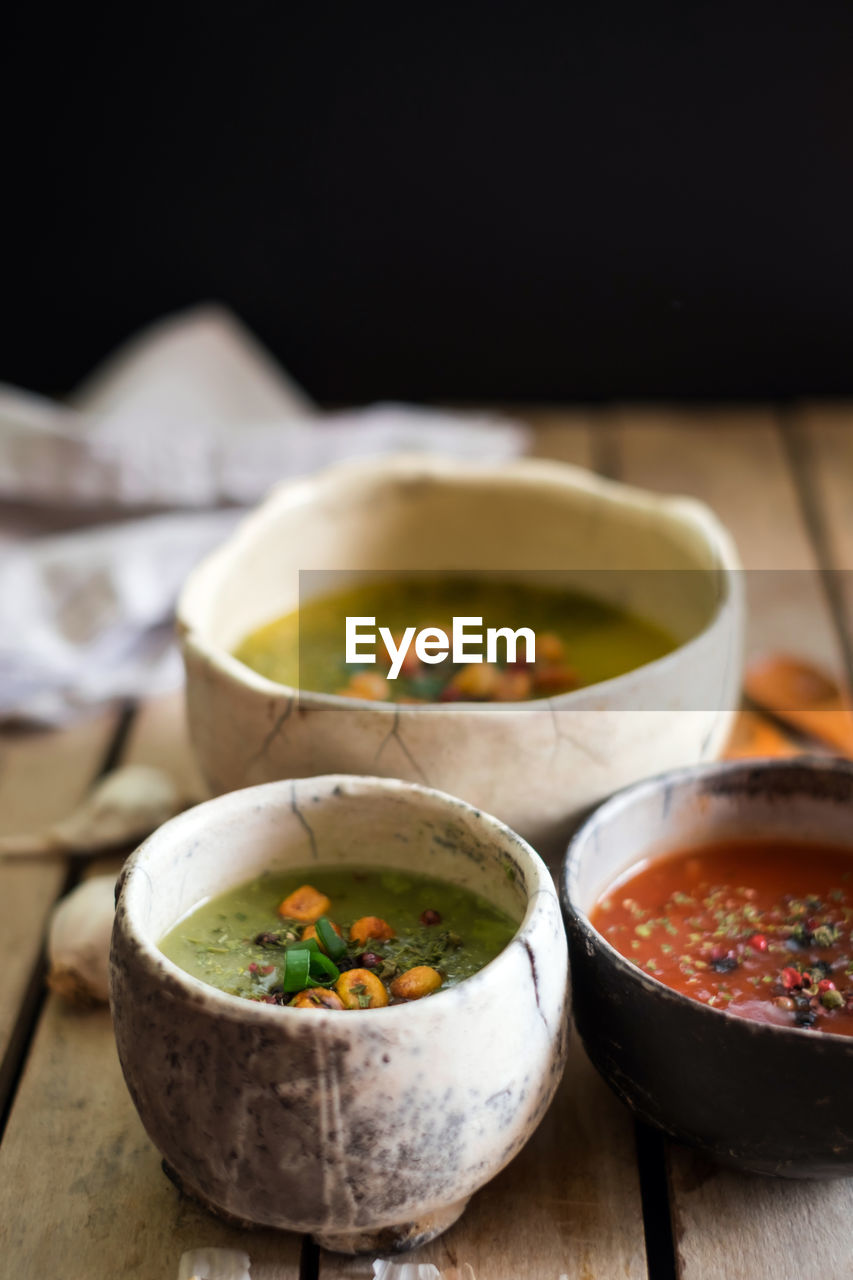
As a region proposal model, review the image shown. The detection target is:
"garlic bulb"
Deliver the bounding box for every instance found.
[371,1264,445,1279]
[177,1248,251,1280]
[47,875,116,1006]
[371,1265,477,1280]
[0,764,182,858]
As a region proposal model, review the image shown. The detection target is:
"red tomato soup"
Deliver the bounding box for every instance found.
[590,841,853,1036]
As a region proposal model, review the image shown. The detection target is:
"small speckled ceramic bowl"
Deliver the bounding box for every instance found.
[177,454,743,864]
[561,758,853,1177]
[110,774,568,1253]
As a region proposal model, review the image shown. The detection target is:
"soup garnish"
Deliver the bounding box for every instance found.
[160,865,519,1009]
[590,841,853,1035]
[233,576,675,703]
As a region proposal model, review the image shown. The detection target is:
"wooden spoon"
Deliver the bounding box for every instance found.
[744,654,853,757]
[723,709,801,760]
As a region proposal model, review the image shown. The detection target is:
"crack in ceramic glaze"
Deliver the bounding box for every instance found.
[699,707,723,757]
[246,697,294,771]
[522,938,549,1033]
[290,781,319,859]
[374,709,431,785]
[546,701,609,767]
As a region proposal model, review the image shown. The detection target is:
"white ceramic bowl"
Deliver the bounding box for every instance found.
[110,774,568,1254]
[178,455,743,862]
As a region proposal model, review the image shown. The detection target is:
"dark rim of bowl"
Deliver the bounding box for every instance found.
[560,755,853,1049]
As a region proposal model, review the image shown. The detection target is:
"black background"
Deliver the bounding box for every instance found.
[4,3,853,402]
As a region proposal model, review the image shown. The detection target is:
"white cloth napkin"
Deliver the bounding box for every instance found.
[0,306,527,724]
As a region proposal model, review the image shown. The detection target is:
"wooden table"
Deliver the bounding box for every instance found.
[1,404,852,1280]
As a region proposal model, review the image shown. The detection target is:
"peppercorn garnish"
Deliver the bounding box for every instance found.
[589,842,853,1036]
[420,909,442,926]
[795,1009,818,1028]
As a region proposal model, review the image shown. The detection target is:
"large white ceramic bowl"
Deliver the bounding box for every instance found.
[110,774,568,1253]
[178,455,744,862]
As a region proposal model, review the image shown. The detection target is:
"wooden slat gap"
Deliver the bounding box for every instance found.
[601,416,679,1279]
[634,1121,678,1280]
[299,1235,320,1280]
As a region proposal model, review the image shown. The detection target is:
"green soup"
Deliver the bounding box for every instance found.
[233,576,676,703]
[159,865,520,1009]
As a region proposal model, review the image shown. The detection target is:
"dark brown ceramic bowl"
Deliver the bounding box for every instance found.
[561,757,853,1178]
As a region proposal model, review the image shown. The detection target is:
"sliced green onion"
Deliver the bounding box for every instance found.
[281,948,312,992]
[316,917,346,961]
[285,935,320,954]
[309,951,341,984]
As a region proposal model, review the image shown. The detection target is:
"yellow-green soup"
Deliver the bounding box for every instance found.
[233,576,676,703]
[160,865,520,1008]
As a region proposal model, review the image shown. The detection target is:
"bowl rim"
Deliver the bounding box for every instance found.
[111,772,563,1028]
[561,755,853,1049]
[176,452,743,716]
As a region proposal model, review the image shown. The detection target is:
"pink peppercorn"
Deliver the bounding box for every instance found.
[781,967,804,990]
[749,933,768,953]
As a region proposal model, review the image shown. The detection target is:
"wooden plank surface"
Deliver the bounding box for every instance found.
[4,406,852,1280]
[121,690,209,804]
[791,404,853,655]
[671,1151,853,1280]
[614,404,853,1280]
[524,406,597,468]
[612,404,842,669]
[0,998,303,1280]
[0,693,301,1279]
[0,711,118,1101]
[790,405,853,567]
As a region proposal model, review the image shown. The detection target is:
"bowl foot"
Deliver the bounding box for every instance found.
[162,1161,469,1253]
[161,1160,262,1230]
[312,1196,470,1256]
